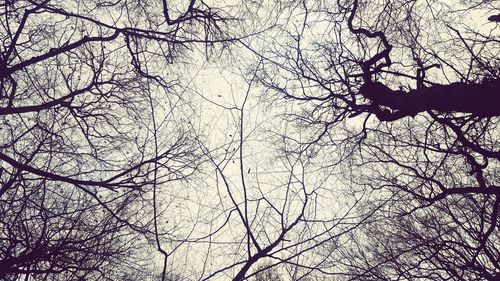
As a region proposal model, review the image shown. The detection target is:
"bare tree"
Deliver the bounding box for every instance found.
[182,61,375,281]
[243,0,499,279]
[2,0,498,280]
[0,0,229,279]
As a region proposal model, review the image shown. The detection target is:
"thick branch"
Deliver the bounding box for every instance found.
[0,83,96,115]
[0,151,115,188]
[431,186,499,201]
[360,79,500,120]
[1,31,120,78]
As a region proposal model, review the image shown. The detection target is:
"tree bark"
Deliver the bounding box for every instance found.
[359,78,500,120]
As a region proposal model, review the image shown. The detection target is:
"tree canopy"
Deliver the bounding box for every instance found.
[1,0,498,280]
